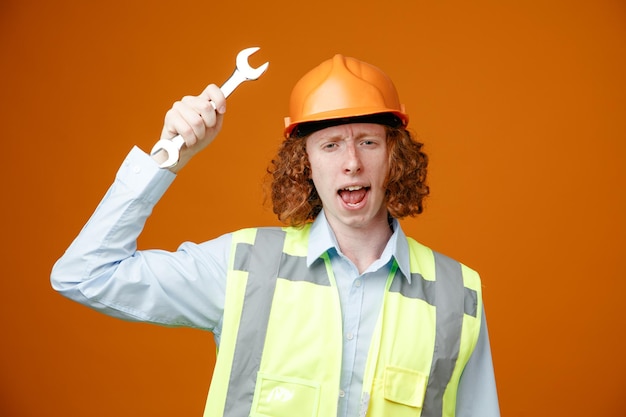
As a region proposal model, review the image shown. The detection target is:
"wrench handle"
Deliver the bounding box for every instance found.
[153,68,252,169]
[219,70,248,99]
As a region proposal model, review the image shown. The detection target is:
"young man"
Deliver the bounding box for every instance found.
[52,54,500,417]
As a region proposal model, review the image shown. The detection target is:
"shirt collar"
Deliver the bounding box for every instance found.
[307,209,412,283]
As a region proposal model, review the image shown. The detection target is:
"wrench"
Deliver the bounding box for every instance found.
[151,47,269,168]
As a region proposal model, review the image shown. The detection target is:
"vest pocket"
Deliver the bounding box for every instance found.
[251,372,321,417]
[383,366,428,408]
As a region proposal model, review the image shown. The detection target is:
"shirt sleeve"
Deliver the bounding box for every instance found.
[455,306,501,417]
[50,146,230,332]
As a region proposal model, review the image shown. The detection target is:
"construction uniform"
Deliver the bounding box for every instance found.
[52,148,500,417]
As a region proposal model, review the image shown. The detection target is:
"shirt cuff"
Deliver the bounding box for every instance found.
[115,146,176,204]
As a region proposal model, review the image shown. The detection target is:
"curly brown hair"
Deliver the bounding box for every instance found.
[267,126,429,226]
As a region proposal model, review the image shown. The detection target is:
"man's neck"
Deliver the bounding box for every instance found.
[330,216,393,274]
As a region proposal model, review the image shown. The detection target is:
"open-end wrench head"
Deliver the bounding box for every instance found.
[236,47,269,80]
[150,138,180,169]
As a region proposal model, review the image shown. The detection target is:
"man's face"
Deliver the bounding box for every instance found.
[306,123,389,232]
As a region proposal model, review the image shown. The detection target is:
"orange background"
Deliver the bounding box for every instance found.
[1,0,625,416]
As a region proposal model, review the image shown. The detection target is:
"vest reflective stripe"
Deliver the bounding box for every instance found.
[389,270,477,318]
[223,228,288,416]
[203,226,482,417]
[422,252,466,417]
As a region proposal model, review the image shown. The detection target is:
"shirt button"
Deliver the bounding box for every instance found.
[339,390,346,398]
[346,332,354,340]
[133,165,141,174]
[354,279,362,287]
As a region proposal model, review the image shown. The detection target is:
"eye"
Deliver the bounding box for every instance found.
[360,139,379,147]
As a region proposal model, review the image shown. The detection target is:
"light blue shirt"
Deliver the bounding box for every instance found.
[51,146,500,417]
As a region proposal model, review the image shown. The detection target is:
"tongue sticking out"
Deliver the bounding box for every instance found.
[339,188,367,205]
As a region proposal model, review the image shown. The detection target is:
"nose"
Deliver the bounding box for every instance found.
[343,143,361,175]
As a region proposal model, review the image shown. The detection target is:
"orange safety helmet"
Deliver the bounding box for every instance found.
[284,54,409,138]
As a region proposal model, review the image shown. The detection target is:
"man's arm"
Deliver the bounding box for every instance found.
[51,84,230,329]
[50,147,231,329]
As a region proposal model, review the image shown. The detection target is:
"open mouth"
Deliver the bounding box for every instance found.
[338,186,370,207]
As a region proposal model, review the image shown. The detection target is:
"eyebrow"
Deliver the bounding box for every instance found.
[315,130,383,142]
